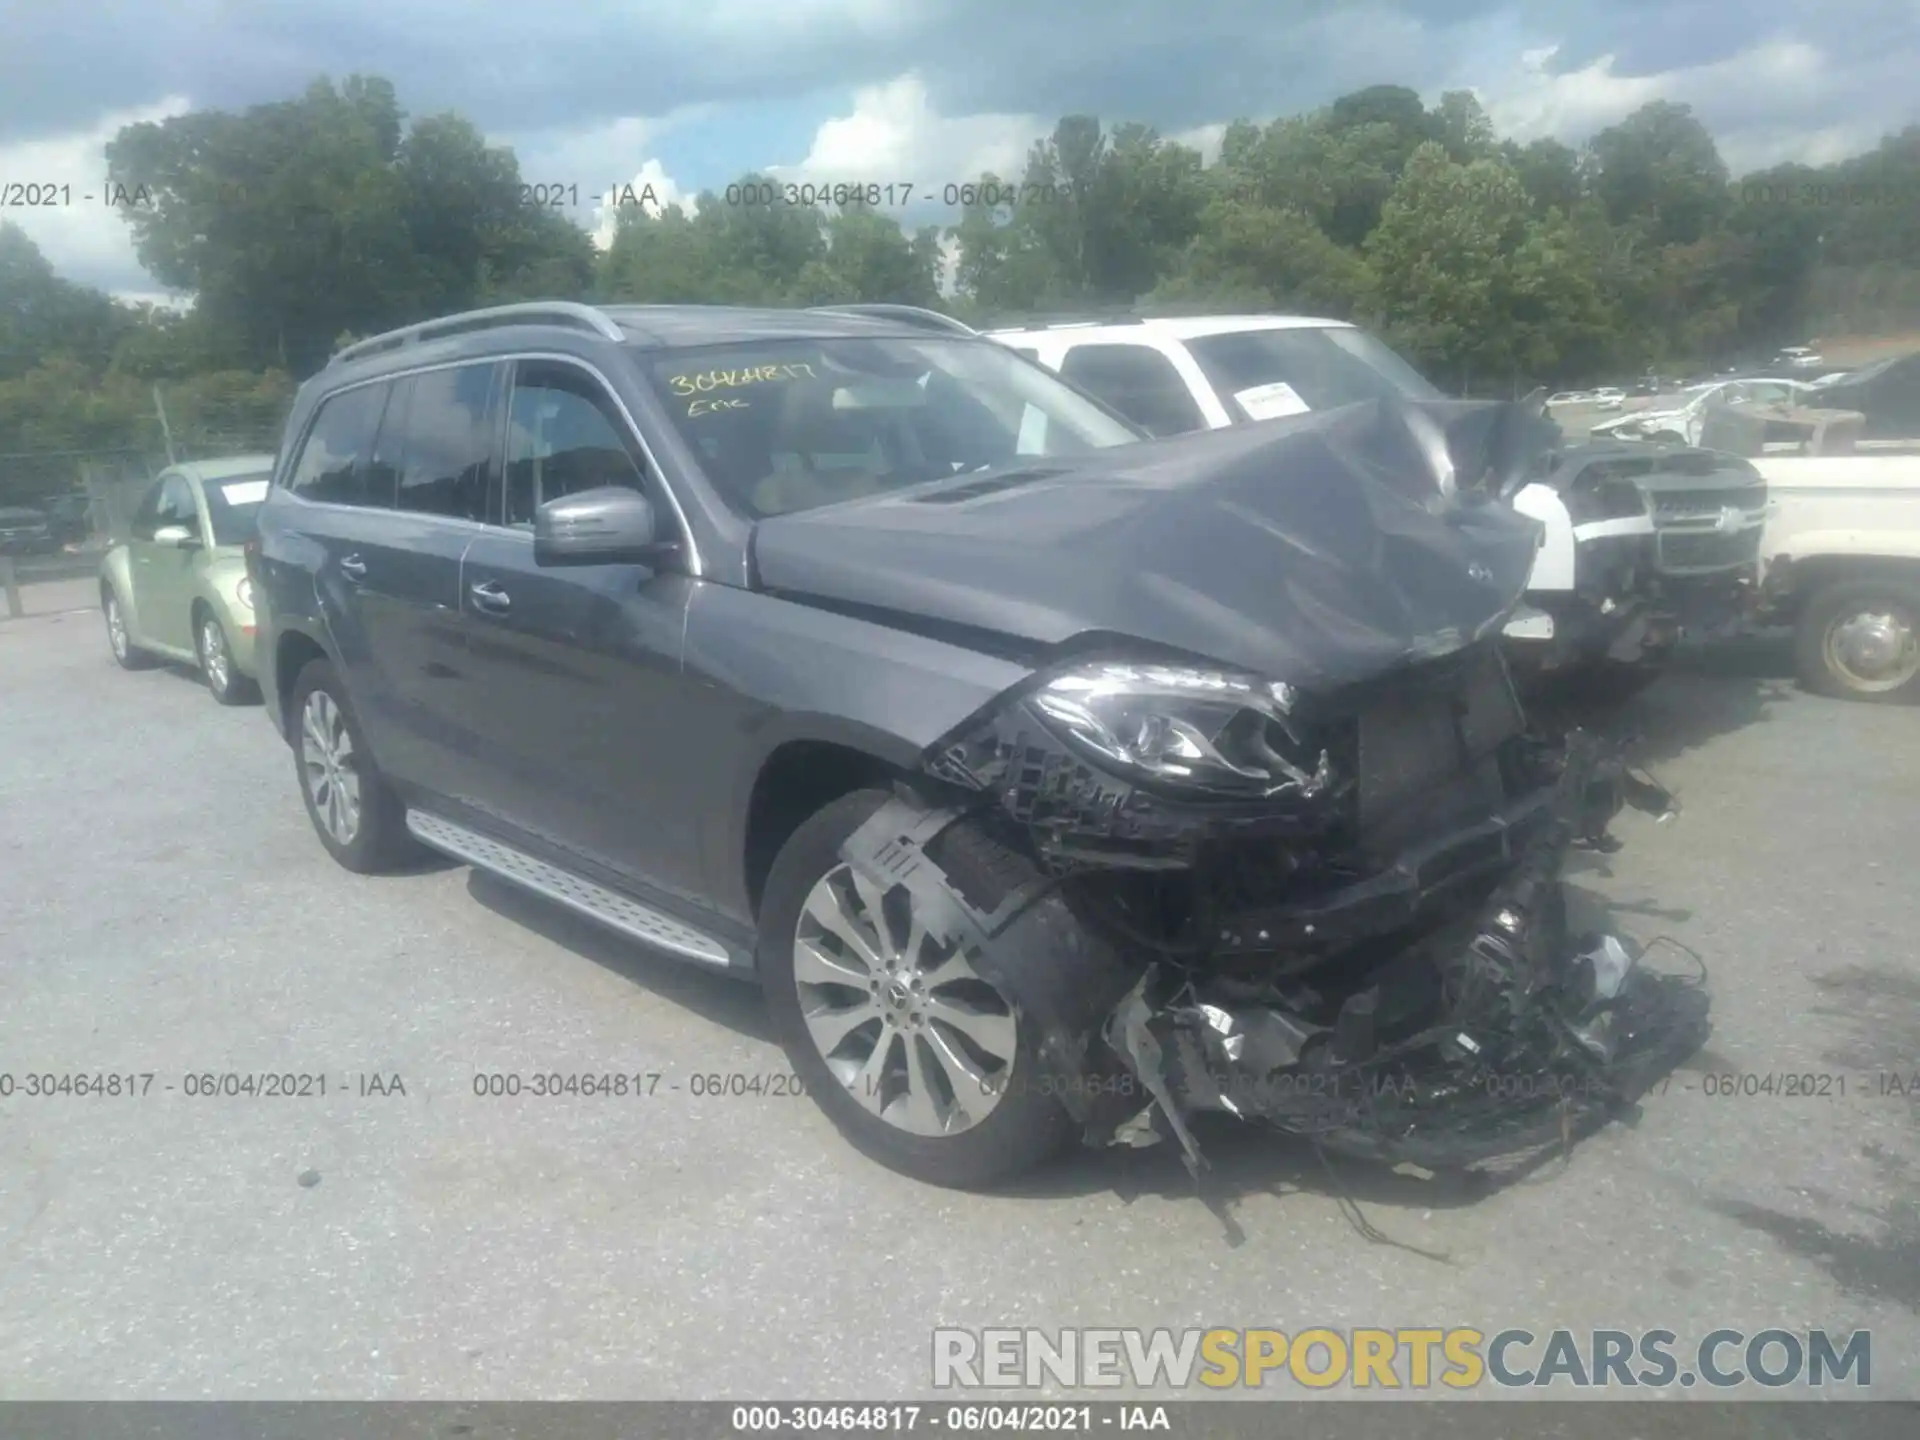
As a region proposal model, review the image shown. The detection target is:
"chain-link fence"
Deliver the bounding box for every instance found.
[0,377,289,553]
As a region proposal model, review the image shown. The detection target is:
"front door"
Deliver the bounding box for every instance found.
[128,473,201,652]
[454,357,706,908]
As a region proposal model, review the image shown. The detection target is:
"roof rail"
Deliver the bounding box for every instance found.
[330,302,626,366]
[807,304,979,336]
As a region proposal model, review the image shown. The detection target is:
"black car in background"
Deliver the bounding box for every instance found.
[0,505,56,556]
[248,300,1704,1188]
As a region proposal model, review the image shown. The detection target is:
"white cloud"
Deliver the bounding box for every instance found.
[590,160,692,248]
[0,96,195,295]
[1169,122,1232,166]
[497,105,706,246]
[1473,36,1899,173]
[768,72,1049,207]
[112,289,194,311]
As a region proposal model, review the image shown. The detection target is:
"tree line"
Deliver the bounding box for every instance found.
[4,73,1919,474]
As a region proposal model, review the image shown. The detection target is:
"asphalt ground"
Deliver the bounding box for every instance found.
[3,578,1919,1405]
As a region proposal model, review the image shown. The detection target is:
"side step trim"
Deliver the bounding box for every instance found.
[406,810,734,968]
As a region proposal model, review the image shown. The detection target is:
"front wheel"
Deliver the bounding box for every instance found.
[1794,577,1920,702]
[196,611,260,706]
[758,789,1075,1188]
[103,588,155,670]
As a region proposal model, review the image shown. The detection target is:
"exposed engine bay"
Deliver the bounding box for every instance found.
[842,639,1710,1180]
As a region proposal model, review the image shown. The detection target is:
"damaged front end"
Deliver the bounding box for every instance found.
[846,638,1708,1180]
[816,394,1709,1180]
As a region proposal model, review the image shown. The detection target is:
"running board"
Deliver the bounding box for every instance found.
[405,810,734,968]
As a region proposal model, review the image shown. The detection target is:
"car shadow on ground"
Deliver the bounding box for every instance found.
[1697,962,1920,1314]
[1526,632,1800,772]
[463,868,775,1042]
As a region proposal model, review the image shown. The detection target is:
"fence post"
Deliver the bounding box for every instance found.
[2,554,21,619]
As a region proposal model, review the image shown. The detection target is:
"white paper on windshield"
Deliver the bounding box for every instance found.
[1233,381,1310,421]
[220,479,269,505]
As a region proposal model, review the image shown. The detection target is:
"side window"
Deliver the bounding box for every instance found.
[129,478,169,541]
[1058,344,1206,437]
[158,476,198,531]
[363,376,411,510]
[285,383,391,507]
[396,363,499,521]
[504,362,649,527]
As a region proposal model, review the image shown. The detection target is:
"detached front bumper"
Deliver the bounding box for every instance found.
[851,727,1708,1180]
[1097,732,1707,1175]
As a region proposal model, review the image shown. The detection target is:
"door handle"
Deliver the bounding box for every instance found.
[469,580,511,614]
[339,554,367,580]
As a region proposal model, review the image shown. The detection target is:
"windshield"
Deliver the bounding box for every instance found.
[645,336,1140,518]
[201,473,271,545]
[1184,325,1443,423]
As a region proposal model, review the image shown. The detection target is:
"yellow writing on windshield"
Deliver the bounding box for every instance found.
[669,362,817,396]
[688,397,749,418]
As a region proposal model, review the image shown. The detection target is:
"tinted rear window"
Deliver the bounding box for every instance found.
[202,473,272,545]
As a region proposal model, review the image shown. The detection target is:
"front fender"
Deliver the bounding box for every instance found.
[683,584,1036,916]
[197,557,259,675]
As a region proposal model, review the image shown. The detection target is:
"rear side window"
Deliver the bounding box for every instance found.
[284,384,390,507]
[396,363,500,521]
[503,361,649,527]
[1058,344,1206,437]
[201,472,272,545]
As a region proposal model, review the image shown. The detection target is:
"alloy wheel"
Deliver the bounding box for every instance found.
[300,691,363,845]
[200,618,230,695]
[792,862,1019,1137]
[106,596,128,661]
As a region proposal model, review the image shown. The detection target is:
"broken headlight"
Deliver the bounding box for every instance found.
[1030,661,1334,798]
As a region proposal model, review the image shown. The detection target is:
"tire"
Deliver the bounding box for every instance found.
[102,587,156,670]
[195,609,261,707]
[1793,577,1920,703]
[759,789,1077,1188]
[287,658,423,872]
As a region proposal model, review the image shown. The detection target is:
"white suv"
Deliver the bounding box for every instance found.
[986,314,1768,679]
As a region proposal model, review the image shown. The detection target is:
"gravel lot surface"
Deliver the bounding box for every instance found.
[3,582,1918,1405]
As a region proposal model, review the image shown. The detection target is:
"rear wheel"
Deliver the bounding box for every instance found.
[1794,577,1920,702]
[288,658,423,872]
[195,610,260,706]
[102,588,155,670]
[758,789,1076,1187]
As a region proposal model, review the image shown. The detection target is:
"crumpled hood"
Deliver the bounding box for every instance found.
[750,397,1549,693]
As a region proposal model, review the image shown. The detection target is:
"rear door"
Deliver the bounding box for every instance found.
[282,371,495,800]
[454,357,705,903]
[358,362,504,802]
[129,472,201,652]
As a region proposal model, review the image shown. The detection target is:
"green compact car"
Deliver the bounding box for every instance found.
[99,456,275,705]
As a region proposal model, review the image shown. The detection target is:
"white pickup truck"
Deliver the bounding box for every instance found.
[1749,453,1920,701]
[981,313,1768,682]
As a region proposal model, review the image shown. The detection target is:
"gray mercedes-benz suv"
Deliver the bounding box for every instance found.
[252,301,1706,1188]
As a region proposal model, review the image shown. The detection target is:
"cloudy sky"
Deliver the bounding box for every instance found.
[3,0,1916,302]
